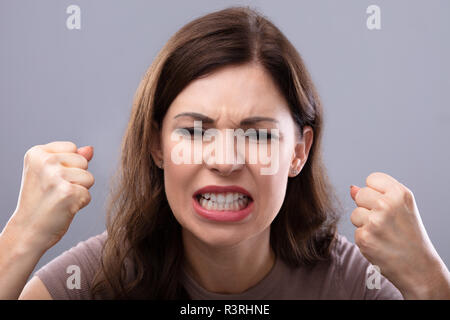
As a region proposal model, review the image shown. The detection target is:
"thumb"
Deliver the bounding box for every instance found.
[77,146,94,162]
[350,185,360,202]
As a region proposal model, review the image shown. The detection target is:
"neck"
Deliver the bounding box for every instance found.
[182,227,276,294]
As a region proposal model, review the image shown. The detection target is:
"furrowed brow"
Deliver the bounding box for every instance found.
[173,113,279,125]
[173,112,214,123]
[239,116,279,125]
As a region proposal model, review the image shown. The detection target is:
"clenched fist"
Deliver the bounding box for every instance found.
[350,172,450,299]
[6,141,95,254]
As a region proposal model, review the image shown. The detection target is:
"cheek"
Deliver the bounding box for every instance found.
[252,142,290,221]
[255,173,289,223]
[159,131,291,245]
[163,161,195,226]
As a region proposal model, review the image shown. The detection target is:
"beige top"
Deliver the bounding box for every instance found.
[34,231,403,299]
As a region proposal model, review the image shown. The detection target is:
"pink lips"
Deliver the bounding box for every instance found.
[192,185,254,222]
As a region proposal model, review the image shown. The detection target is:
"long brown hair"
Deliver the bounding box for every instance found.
[91,6,342,299]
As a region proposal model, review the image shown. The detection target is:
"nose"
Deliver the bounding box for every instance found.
[203,129,244,176]
[207,161,244,176]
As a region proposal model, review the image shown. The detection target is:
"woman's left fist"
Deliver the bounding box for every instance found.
[350,172,450,299]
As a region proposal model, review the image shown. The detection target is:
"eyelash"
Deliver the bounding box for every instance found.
[178,128,276,140]
[182,128,205,136]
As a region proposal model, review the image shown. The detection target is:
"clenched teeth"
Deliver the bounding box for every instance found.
[197,192,251,211]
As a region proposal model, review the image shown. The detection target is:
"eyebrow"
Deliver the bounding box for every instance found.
[173,112,279,125]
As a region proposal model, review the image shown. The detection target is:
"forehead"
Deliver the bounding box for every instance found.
[166,63,290,120]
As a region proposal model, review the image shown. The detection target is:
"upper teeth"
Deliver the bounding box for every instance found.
[200,192,248,203]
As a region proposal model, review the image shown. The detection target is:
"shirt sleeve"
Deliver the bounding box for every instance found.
[335,235,404,300]
[33,231,108,300]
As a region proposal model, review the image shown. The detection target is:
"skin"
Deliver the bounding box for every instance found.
[0,63,448,299]
[152,62,450,297]
[0,143,93,299]
[152,62,312,293]
[349,175,450,299]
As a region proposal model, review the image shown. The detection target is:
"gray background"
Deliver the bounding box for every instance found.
[1,0,449,279]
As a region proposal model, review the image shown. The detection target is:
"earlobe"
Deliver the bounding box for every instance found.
[289,158,302,176]
[150,153,163,169]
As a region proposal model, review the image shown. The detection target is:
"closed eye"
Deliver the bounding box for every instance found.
[175,127,205,139]
[176,127,278,141]
[245,131,274,140]
[183,127,205,136]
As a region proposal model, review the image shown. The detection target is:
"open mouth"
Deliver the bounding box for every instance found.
[194,192,253,211]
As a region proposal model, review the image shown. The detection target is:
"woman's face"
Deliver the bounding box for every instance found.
[155,62,313,247]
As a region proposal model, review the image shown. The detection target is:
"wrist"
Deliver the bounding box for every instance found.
[0,216,47,300]
[1,217,47,260]
[399,257,450,300]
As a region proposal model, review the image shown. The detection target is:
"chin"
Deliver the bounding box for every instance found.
[187,223,254,248]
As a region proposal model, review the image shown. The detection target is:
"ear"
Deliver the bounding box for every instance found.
[150,121,164,168]
[288,126,313,177]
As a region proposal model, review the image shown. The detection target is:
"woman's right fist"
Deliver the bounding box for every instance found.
[7,141,95,253]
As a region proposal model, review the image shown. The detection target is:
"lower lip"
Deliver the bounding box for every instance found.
[192,196,254,222]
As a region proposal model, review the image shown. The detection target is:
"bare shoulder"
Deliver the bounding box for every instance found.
[19,276,53,300]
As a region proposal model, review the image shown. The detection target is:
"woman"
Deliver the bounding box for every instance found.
[0,6,449,300]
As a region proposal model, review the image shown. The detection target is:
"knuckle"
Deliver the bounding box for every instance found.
[378,212,389,225]
[355,228,374,255]
[41,166,59,190]
[42,153,58,166]
[75,188,91,211]
[355,228,369,250]
[366,172,381,186]
[24,145,41,164]
[392,183,405,197]
[80,190,92,207]
[375,198,390,211]
[58,181,75,199]
[352,206,363,216]
[401,186,414,208]
[87,171,95,188]
[350,209,358,225]
[48,167,64,184]
[66,141,77,150]
[350,208,357,219]
[54,166,65,179]
[23,147,33,162]
[367,215,377,228]
[68,202,79,216]
[367,215,385,235]
[59,141,77,152]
